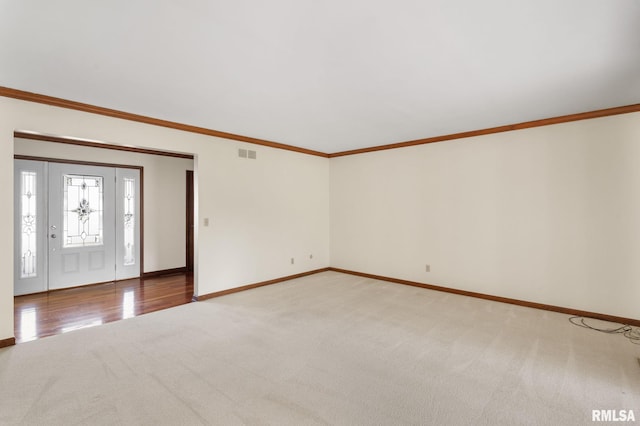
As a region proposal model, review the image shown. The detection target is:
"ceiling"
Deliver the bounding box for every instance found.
[1,0,639,154]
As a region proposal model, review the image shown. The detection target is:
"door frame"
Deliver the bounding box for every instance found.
[186,170,194,273]
[15,155,144,281]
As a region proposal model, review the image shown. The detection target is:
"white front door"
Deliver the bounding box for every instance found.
[14,160,141,295]
[48,163,116,290]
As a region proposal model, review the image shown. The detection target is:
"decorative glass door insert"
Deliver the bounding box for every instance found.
[63,174,104,247]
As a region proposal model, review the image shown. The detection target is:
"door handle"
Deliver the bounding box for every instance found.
[51,234,57,239]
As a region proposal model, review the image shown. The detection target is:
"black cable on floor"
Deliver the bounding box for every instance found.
[569,316,640,345]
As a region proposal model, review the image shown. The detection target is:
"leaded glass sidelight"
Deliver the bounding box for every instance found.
[63,174,104,247]
[21,171,37,278]
[123,178,135,265]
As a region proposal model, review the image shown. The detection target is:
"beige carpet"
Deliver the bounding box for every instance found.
[0,271,638,425]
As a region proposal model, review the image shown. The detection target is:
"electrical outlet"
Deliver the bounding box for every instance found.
[203,218,209,227]
[291,258,294,265]
[309,254,313,259]
[425,264,430,272]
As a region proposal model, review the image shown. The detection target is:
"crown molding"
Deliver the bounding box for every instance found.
[2,86,638,159]
[329,104,640,157]
[0,86,329,158]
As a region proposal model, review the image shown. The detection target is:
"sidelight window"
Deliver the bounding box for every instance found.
[20,171,37,278]
[123,177,135,266]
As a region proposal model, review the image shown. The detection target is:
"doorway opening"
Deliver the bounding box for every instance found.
[14,157,142,295]
[13,132,196,342]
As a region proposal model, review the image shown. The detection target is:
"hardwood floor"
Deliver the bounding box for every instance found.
[14,273,194,343]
